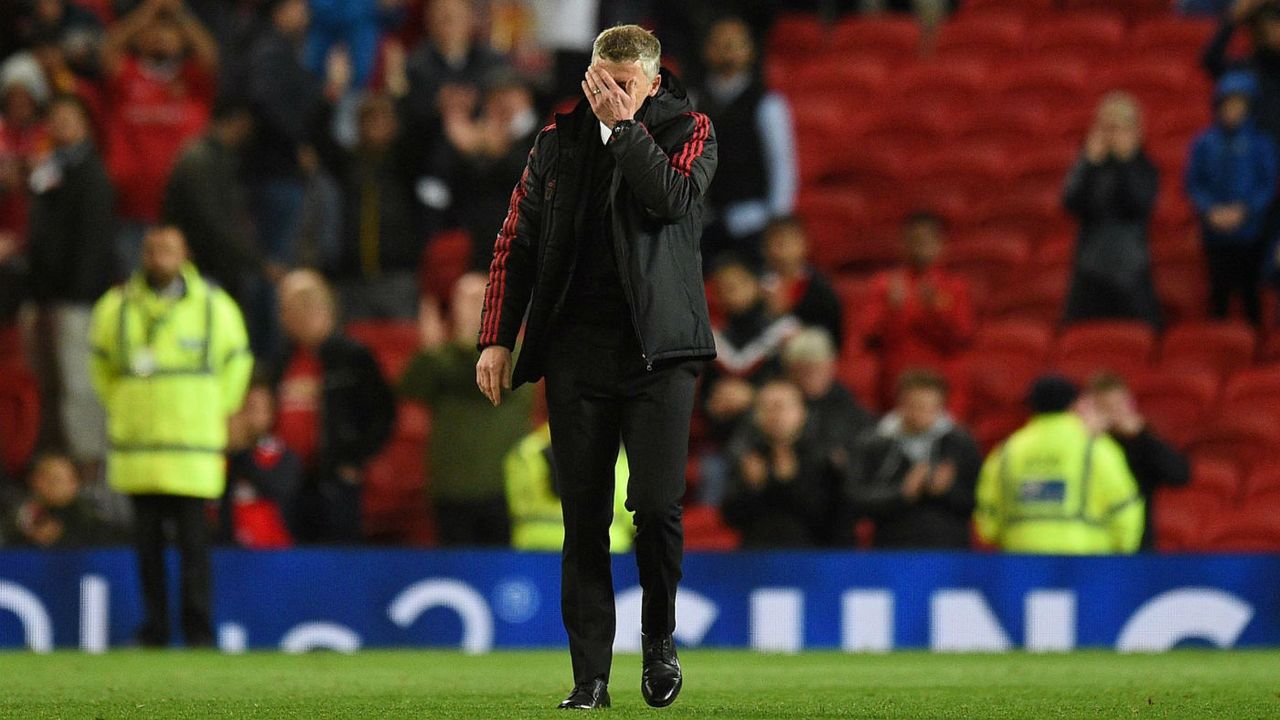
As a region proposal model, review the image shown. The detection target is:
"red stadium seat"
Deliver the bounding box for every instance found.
[346,320,421,381]
[829,16,921,60]
[837,352,882,413]
[421,229,472,300]
[783,61,890,99]
[935,15,1027,60]
[994,62,1090,109]
[0,363,39,477]
[855,109,955,154]
[967,320,1053,411]
[1128,369,1219,448]
[890,60,994,110]
[983,271,1069,325]
[1219,367,1280,426]
[961,0,1055,17]
[1160,322,1258,378]
[1153,486,1220,552]
[1096,62,1201,109]
[944,233,1031,296]
[971,408,1029,452]
[1199,503,1280,552]
[1245,463,1280,499]
[1131,17,1219,56]
[971,190,1064,237]
[683,504,742,551]
[1223,365,1280,405]
[1027,14,1128,57]
[1052,321,1156,383]
[1008,144,1079,191]
[954,107,1050,147]
[1186,415,1280,478]
[768,14,828,59]
[1146,107,1212,149]
[1188,459,1244,505]
[1155,269,1210,326]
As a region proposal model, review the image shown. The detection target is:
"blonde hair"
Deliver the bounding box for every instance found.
[1096,91,1143,131]
[782,328,837,365]
[591,24,661,80]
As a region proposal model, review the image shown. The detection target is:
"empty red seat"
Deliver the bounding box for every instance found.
[421,229,472,301]
[1131,17,1218,56]
[984,271,1069,325]
[1028,14,1128,57]
[1187,458,1244,505]
[1129,369,1218,448]
[1186,415,1280,478]
[837,352,881,413]
[1096,62,1201,109]
[890,60,993,109]
[1245,463,1280,500]
[961,0,1055,16]
[1153,486,1220,552]
[1161,322,1258,378]
[1223,366,1280,420]
[967,320,1052,411]
[363,433,431,544]
[1052,321,1156,383]
[855,108,954,153]
[944,233,1031,295]
[829,17,921,59]
[784,61,889,99]
[768,14,827,58]
[994,62,1090,108]
[971,408,1029,452]
[1199,504,1280,552]
[972,190,1064,236]
[936,15,1027,59]
[346,320,420,380]
[683,504,742,551]
[0,364,39,477]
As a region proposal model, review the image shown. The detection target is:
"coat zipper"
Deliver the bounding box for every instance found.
[608,171,652,371]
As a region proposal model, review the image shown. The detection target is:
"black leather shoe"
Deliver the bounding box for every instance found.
[558,678,611,709]
[641,634,682,708]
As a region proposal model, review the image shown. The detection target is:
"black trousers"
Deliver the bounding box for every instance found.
[1206,242,1264,325]
[130,494,213,645]
[544,321,698,688]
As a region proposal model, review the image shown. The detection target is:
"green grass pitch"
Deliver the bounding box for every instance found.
[0,650,1276,719]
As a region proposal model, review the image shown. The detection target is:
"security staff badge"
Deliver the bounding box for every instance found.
[130,347,158,378]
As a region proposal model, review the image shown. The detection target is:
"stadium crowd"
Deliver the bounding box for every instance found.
[0,0,1279,561]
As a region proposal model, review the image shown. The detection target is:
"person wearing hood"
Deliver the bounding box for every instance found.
[848,369,981,549]
[1203,0,1280,141]
[974,375,1144,555]
[474,25,716,711]
[1186,70,1278,326]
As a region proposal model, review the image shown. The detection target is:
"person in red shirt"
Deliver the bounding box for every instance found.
[862,211,975,417]
[99,0,218,275]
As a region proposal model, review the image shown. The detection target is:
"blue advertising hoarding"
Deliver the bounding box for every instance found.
[0,549,1276,653]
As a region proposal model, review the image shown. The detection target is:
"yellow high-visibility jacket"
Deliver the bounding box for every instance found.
[504,424,634,553]
[89,264,252,499]
[975,412,1144,554]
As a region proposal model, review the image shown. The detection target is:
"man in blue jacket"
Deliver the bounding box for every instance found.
[1186,70,1278,326]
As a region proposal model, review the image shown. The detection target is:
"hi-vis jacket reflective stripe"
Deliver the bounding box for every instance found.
[975,413,1144,554]
[504,424,634,553]
[89,263,252,499]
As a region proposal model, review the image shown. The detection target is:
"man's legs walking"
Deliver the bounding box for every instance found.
[546,329,625,690]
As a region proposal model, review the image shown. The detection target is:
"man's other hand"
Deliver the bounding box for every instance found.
[476,346,513,406]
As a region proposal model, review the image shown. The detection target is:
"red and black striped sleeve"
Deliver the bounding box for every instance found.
[477,125,553,351]
[606,111,717,221]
